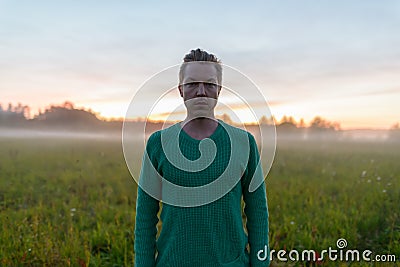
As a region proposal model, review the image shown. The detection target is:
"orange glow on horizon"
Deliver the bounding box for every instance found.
[3,97,397,130]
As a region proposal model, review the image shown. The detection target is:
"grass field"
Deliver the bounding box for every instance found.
[0,135,399,266]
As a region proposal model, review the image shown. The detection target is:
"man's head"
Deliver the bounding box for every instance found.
[178,49,222,118]
[179,48,222,87]
[178,48,222,101]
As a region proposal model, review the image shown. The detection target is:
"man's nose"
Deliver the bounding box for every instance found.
[196,83,206,96]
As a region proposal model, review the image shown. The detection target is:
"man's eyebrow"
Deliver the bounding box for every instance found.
[185,77,217,82]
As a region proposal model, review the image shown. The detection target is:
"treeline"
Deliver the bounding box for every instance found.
[0,101,173,134]
[1,101,399,139]
[0,101,336,130]
[1,101,118,132]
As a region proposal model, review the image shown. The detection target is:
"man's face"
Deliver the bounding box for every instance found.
[179,62,221,117]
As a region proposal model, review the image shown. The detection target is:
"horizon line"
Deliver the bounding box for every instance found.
[1,101,398,131]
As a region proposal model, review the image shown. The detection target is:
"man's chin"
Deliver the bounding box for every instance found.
[187,110,214,119]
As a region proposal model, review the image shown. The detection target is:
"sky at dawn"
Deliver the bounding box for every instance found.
[1,0,399,129]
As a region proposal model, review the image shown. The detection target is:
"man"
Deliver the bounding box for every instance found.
[134,48,270,266]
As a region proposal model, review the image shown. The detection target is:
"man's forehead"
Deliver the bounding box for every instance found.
[182,62,218,81]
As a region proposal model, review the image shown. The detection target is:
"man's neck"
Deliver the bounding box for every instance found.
[181,117,219,140]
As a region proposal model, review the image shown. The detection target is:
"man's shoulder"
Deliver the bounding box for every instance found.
[219,120,256,143]
[146,122,180,145]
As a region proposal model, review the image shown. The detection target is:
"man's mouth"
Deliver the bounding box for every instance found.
[194,100,208,105]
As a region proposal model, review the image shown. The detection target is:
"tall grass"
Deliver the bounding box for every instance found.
[0,137,398,266]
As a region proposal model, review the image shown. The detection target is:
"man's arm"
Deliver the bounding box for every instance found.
[242,133,270,266]
[134,187,160,266]
[134,133,162,267]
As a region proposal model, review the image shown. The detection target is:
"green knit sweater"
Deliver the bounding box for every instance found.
[134,120,270,266]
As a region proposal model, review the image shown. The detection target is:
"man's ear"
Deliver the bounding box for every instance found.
[178,85,183,97]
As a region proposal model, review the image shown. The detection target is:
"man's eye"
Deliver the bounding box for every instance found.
[205,83,217,87]
[186,82,198,87]
[184,82,217,87]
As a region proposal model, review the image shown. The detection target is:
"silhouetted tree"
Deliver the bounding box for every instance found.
[217,113,233,124]
[23,105,30,119]
[389,123,400,141]
[310,116,340,131]
[298,118,305,128]
[0,102,27,127]
[62,101,74,110]
[259,115,274,125]
[33,101,101,129]
[277,116,297,133]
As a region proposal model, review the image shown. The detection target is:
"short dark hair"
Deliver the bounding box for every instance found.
[179,48,222,86]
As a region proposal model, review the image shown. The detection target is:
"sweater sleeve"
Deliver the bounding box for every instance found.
[134,132,161,267]
[242,133,270,266]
